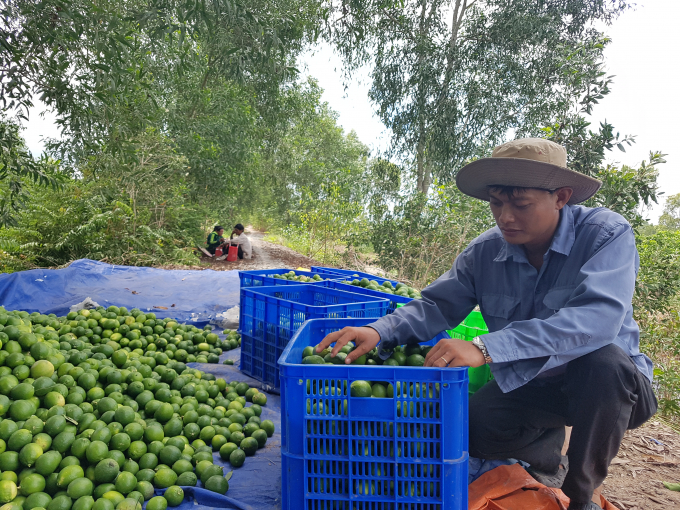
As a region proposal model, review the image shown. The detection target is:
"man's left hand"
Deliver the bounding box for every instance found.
[424,338,486,368]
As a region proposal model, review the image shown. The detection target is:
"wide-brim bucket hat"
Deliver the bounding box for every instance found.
[456,138,602,205]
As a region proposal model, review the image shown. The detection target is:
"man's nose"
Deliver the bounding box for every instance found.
[498,206,514,224]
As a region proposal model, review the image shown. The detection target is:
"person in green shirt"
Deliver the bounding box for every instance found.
[206,225,225,255]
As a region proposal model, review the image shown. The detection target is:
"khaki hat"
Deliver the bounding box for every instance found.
[456,138,602,204]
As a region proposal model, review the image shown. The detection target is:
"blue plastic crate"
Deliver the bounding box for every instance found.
[239,268,340,288]
[279,318,468,510]
[311,266,400,286]
[320,279,414,314]
[239,286,390,388]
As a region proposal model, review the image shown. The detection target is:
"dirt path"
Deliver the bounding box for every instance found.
[602,420,680,509]
[195,228,321,271]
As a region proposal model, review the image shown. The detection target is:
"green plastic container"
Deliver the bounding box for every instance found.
[446,310,492,394]
[394,306,493,394]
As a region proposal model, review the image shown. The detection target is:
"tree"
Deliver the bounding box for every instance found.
[659,194,680,231]
[0,116,63,227]
[325,0,630,193]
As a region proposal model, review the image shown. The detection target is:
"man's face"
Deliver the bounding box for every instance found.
[235,229,243,235]
[217,229,224,236]
[488,188,570,246]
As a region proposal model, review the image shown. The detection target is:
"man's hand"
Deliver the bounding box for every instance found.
[424,338,486,368]
[315,326,381,364]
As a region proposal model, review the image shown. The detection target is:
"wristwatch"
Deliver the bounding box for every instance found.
[472,337,493,364]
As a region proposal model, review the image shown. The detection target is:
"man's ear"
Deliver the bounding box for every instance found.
[555,188,573,209]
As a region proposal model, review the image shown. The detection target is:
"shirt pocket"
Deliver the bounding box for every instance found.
[481,294,521,323]
[542,286,576,313]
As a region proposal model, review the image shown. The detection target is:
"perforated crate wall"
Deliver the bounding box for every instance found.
[279,318,468,510]
[239,286,389,388]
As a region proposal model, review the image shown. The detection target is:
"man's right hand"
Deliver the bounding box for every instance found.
[315,326,381,364]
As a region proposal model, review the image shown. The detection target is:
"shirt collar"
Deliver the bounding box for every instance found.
[494,205,575,262]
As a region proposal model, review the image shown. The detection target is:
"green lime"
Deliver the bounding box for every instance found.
[24,491,51,510]
[66,478,93,499]
[35,450,62,476]
[56,465,84,488]
[153,404,173,423]
[251,429,268,448]
[251,393,267,406]
[109,433,130,452]
[102,491,125,508]
[91,499,113,510]
[371,383,387,398]
[47,494,72,510]
[163,486,183,507]
[133,470,154,484]
[204,475,228,495]
[51,432,75,454]
[126,441,147,461]
[85,441,108,464]
[260,420,275,437]
[72,495,94,510]
[174,472,197,487]
[114,472,136,495]
[406,354,425,366]
[145,496,166,510]
[9,428,33,451]
[20,443,43,467]
[229,448,245,467]
[0,480,17,503]
[93,484,115,500]
[94,459,119,484]
[240,437,258,456]
[20,473,46,496]
[350,380,372,397]
[134,481,153,501]
[113,407,135,427]
[31,361,55,379]
[152,468,177,489]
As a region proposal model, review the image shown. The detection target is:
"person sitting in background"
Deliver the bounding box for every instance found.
[217,223,252,260]
[205,225,225,255]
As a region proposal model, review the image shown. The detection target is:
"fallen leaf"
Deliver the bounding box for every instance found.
[131,291,138,295]
[664,481,680,491]
[153,306,168,310]
[171,304,175,307]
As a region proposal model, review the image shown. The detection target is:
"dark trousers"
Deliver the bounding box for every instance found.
[469,344,657,506]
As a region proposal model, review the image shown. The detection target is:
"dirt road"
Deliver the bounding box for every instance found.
[197,229,320,271]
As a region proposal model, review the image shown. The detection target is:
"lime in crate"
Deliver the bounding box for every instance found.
[279,317,468,510]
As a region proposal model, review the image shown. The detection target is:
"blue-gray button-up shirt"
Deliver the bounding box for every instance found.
[369,204,654,393]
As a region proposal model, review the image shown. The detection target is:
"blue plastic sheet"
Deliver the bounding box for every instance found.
[0,259,240,324]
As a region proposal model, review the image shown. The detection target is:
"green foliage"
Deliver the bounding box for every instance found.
[0,116,64,227]
[634,230,680,313]
[658,193,680,231]
[637,311,680,422]
[370,184,494,288]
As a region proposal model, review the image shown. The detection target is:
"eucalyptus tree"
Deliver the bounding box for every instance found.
[325,0,630,193]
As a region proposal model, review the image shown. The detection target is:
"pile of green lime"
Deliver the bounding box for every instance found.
[271,271,325,283]
[340,277,421,299]
[0,306,276,510]
[0,305,237,365]
[301,341,430,368]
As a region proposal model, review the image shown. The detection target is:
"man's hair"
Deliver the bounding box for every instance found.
[487,185,556,198]
[234,223,244,231]
[213,225,224,232]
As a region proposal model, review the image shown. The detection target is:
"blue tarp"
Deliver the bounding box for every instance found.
[0,259,240,323]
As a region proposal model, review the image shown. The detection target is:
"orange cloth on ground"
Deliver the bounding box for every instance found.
[468,464,616,510]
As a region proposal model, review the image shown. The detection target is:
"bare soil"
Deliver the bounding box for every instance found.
[163,229,680,507]
[162,228,321,271]
[601,420,680,509]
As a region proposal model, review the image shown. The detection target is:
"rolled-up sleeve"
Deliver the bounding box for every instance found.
[483,222,637,364]
[368,246,478,350]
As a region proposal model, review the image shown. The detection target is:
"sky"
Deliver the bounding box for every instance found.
[22,0,679,221]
